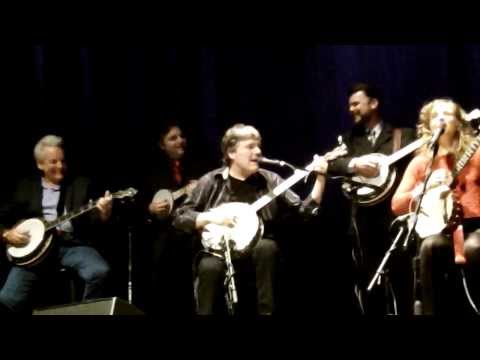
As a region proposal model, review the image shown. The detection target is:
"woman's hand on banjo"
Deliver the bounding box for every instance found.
[411,169,453,200]
[2,228,30,247]
[426,169,452,189]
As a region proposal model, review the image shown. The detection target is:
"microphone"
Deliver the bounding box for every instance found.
[257,156,286,167]
[258,156,297,172]
[428,119,446,150]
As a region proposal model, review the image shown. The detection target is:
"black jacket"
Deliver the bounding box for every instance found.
[0,176,106,245]
[328,122,417,176]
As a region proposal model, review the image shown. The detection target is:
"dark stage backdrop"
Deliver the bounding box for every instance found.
[2,44,480,313]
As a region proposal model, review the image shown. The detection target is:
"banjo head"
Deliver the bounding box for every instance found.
[7,218,46,260]
[202,202,262,256]
[152,189,174,220]
[416,185,454,239]
[342,153,397,206]
[353,154,389,196]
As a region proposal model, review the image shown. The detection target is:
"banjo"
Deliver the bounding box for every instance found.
[346,110,480,207]
[342,137,429,206]
[201,145,347,258]
[6,187,138,267]
[151,182,194,220]
[415,110,480,239]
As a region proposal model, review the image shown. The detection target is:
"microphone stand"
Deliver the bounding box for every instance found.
[127,221,133,305]
[223,234,238,316]
[367,216,413,315]
[117,197,136,305]
[400,141,440,315]
[339,179,378,314]
[340,178,394,315]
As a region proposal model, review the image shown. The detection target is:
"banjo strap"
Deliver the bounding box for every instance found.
[393,128,402,153]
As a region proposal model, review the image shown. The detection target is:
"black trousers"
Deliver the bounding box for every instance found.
[350,204,414,316]
[419,223,480,315]
[151,229,195,315]
[196,238,279,315]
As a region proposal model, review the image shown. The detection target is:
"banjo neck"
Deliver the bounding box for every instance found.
[251,168,310,212]
[171,186,188,201]
[251,145,346,212]
[452,133,480,181]
[44,188,137,232]
[431,108,480,185]
[384,137,428,166]
[45,201,98,232]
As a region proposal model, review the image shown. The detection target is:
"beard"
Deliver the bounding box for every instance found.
[353,114,363,124]
[353,111,374,126]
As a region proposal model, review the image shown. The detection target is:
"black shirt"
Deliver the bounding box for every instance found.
[228,175,260,204]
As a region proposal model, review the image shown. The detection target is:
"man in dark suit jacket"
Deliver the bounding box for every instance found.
[0,135,113,313]
[328,83,417,316]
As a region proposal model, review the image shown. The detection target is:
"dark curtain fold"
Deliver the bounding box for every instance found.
[4,44,480,187]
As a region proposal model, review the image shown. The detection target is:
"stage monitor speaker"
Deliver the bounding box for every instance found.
[33,297,144,315]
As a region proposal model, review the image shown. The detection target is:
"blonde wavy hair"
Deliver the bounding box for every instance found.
[416,98,474,160]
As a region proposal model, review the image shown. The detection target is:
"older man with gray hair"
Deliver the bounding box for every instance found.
[0,134,113,314]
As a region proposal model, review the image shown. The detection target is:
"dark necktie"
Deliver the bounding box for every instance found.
[173,160,182,185]
[367,128,376,145]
